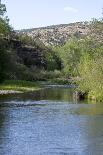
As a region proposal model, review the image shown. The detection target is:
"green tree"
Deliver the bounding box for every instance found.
[0,1,12,82]
[0,1,11,36]
[54,38,83,77]
[0,1,6,16]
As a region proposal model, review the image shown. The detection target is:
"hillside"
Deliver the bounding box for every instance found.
[17,22,90,46]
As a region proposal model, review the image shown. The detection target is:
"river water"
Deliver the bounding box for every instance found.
[0,87,103,155]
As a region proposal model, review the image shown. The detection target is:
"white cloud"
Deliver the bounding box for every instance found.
[64,6,78,13]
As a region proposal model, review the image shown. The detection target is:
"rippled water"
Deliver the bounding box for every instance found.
[0,87,103,155]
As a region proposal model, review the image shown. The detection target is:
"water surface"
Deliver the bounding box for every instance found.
[0,87,103,155]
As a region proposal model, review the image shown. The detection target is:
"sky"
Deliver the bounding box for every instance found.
[2,0,103,30]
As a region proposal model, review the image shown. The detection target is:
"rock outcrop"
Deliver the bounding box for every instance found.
[8,39,47,69]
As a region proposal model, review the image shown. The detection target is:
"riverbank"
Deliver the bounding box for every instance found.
[0,80,42,95]
[0,79,74,95]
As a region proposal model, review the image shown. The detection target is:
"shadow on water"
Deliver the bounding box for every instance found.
[0,86,103,155]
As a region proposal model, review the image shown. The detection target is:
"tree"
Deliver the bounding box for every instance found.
[0,1,11,36]
[77,19,103,101]
[0,2,11,82]
[54,38,83,76]
[0,1,6,17]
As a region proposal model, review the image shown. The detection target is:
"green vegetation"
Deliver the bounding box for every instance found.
[54,38,83,77]
[0,2,12,82]
[0,1,103,101]
[54,18,103,101]
[0,2,11,35]
[0,80,41,92]
[0,2,62,85]
[76,20,103,101]
[77,39,103,101]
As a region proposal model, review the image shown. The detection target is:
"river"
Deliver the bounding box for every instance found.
[0,87,103,155]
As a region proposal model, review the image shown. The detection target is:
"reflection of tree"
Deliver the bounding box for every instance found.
[17,88,73,102]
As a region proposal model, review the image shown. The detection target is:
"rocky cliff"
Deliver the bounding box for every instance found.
[17,22,90,46]
[8,39,47,69]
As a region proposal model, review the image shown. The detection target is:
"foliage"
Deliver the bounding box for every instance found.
[78,45,103,101]
[54,38,85,77]
[0,2,11,36]
[0,2,12,82]
[54,18,103,101]
[0,3,6,16]
[0,18,10,35]
[1,0,103,102]
[44,48,62,71]
[0,1,61,83]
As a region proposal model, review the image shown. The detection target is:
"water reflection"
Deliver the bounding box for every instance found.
[0,87,74,102]
[0,87,103,155]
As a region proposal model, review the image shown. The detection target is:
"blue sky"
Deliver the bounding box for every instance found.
[2,0,103,30]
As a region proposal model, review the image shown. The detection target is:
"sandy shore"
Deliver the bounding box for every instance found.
[0,90,22,95]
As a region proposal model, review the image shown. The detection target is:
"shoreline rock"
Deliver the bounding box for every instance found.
[0,90,22,95]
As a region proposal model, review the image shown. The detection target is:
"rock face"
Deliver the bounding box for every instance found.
[9,39,47,69]
[17,22,90,46]
[17,46,46,68]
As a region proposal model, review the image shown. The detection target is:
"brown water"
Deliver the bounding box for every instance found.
[0,87,103,155]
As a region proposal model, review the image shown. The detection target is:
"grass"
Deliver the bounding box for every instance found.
[0,78,73,94]
[0,80,42,92]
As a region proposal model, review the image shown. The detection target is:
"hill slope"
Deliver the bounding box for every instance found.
[17,22,90,46]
